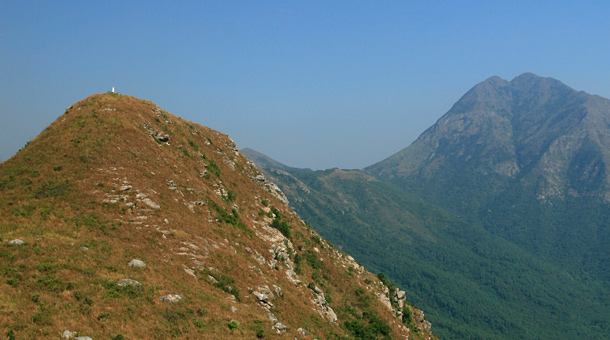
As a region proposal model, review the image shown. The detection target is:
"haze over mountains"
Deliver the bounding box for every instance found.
[244,73,610,339]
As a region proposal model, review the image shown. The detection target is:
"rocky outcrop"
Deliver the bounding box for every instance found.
[158,294,184,303]
[116,278,142,290]
[249,171,289,205]
[311,285,338,323]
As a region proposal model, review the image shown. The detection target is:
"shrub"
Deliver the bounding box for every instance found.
[97,312,110,320]
[188,139,199,151]
[37,275,63,292]
[34,180,70,198]
[270,217,291,238]
[200,269,241,301]
[344,310,391,340]
[256,329,265,338]
[102,281,141,298]
[207,160,220,177]
[227,320,239,331]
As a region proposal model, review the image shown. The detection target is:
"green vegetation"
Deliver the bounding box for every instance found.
[342,287,392,340]
[270,207,291,238]
[34,180,70,198]
[199,269,241,301]
[226,320,239,331]
[260,165,610,340]
[101,281,141,299]
[210,202,252,236]
[206,159,221,177]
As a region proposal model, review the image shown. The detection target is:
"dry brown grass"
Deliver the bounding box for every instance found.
[0,92,436,339]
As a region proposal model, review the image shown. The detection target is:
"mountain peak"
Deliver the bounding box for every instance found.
[1,93,436,339]
[481,75,509,88]
[508,72,577,99]
[367,73,610,203]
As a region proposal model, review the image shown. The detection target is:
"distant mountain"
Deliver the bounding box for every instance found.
[242,148,305,173]
[0,93,436,340]
[365,73,610,276]
[366,72,610,210]
[247,73,610,340]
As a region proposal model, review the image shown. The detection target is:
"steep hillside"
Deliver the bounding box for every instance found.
[0,93,436,340]
[364,73,610,277]
[245,150,610,340]
[366,72,610,212]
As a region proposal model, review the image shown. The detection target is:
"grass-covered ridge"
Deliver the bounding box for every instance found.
[0,93,436,339]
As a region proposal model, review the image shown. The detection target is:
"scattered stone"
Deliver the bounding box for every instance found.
[116,278,142,290]
[63,330,77,339]
[297,327,308,336]
[159,294,184,303]
[156,134,169,142]
[142,198,160,209]
[267,313,278,323]
[285,269,301,286]
[208,275,218,284]
[231,305,238,313]
[128,259,146,268]
[273,322,287,333]
[75,336,93,340]
[119,185,132,191]
[8,239,24,245]
[273,284,283,297]
[183,266,196,278]
[80,246,89,251]
[253,291,274,309]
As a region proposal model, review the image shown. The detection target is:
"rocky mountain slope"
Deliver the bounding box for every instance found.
[366,72,610,212]
[0,93,436,340]
[245,150,610,340]
[245,73,610,339]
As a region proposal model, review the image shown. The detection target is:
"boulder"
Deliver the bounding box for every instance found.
[128,259,146,268]
[159,294,184,303]
[63,330,77,339]
[116,278,142,290]
[273,322,287,333]
[8,239,24,246]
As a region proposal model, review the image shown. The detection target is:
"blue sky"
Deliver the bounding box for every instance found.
[1,1,609,169]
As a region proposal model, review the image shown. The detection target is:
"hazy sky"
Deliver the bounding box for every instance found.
[2,1,609,169]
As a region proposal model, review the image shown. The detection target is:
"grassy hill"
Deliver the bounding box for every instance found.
[0,92,436,340]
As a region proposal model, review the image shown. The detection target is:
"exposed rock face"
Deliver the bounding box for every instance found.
[253,290,274,309]
[142,121,169,142]
[249,172,289,205]
[311,285,338,323]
